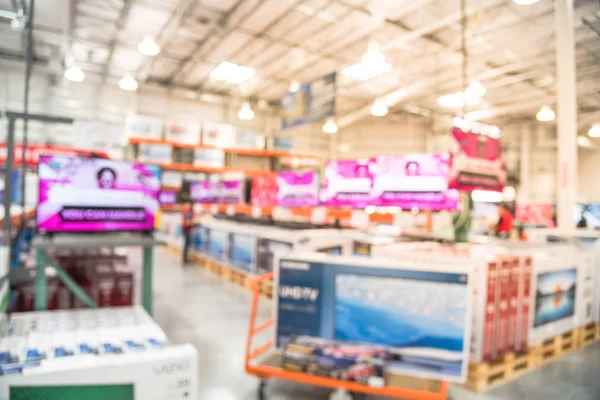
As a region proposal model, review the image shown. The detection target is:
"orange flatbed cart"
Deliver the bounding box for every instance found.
[245,273,450,400]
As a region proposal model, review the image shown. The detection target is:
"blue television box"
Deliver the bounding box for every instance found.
[274,252,473,383]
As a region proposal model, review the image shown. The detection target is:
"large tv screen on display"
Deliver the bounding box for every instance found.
[371,153,458,210]
[189,181,218,203]
[37,155,161,232]
[320,159,374,208]
[276,171,319,207]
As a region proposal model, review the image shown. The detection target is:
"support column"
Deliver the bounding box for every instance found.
[555,0,578,233]
[518,124,531,203]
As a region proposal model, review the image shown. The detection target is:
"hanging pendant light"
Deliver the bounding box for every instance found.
[536,106,555,122]
[588,123,600,138]
[137,35,161,56]
[289,80,301,92]
[370,100,388,117]
[119,74,138,91]
[322,118,338,134]
[238,101,255,120]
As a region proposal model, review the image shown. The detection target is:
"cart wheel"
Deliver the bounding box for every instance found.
[328,389,353,400]
[257,379,267,400]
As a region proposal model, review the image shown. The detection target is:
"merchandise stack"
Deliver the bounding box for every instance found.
[0,307,198,398]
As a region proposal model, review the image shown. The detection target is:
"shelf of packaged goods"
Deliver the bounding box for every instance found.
[198,204,396,225]
[127,137,319,160]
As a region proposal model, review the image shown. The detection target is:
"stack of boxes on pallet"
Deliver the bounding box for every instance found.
[373,241,600,391]
[14,250,135,312]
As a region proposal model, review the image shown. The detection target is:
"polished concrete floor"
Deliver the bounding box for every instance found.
[152,249,600,400]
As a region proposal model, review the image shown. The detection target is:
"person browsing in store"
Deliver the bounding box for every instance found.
[577,211,588,229]
[181,201,194,265]
[495,203,514,239]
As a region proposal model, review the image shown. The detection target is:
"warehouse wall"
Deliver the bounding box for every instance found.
[579,149,600,203]
[0,59,332,161]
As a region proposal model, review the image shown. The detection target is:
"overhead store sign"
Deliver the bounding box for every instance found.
[0,144,109,166]
[448,125,506,193]
[281,72,336,130]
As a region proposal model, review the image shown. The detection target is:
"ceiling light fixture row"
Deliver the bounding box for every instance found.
[322,118,338,134]
[589,124,600,138]
[138,35,160,56]
[437,81,487,109]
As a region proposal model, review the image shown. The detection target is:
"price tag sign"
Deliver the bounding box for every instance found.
[251,206,262,219]
[311,207,327,225]
[272,206,291,221]
[350,210,369,229]
[226,205,235,216]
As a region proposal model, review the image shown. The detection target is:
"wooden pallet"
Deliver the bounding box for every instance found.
[577,323,600,348]
[465,324,598,392]
[258,280,273,299]
[535,328,579,365]
[220,265,254,289]
[464,349,537,392]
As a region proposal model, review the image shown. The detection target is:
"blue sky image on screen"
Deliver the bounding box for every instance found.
[335,274,467,377]
[231,233,255,272]
[534,268,577,328]
[208,229,227,260]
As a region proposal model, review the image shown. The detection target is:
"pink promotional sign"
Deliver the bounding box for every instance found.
[320,159,374,208]
[218,180,244,204]
[190,181,218,203]
[37,155,161,232]
[448,128,507,192]
[276,171,319,207]
[371,153,458,210]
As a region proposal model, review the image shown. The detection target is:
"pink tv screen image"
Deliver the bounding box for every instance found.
[276,171,319,207]
[37,155,161,232]
[190,181,218,203]
[320,159,375,208]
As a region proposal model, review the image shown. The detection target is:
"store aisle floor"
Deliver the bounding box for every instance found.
[152,248,600,400]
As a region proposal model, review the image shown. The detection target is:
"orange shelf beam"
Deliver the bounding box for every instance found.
[128,137,320,160]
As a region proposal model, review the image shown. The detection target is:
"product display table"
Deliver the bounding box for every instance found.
[32,234,165,315]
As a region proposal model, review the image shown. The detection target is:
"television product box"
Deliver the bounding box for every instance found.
[251,175,277,206]
[256,227,352,274]
[274,253,473,383]
[37,156,161,233]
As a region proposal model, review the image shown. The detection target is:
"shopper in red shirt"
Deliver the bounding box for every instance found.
[495,204,514,239]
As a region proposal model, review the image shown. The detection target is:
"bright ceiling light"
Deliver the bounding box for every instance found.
[210,61,255,85]
[289,80,301,92]
[437,92,464,108]
[137,35,160,56]
[588,124,600,138]
[465,81,487,98]
[370,100,388,117]
[237,101,255,121]
[536,106,555,122]
[342,41,392,82]
[64,64,85,82]
[322,118,338,134]
[577,136,593,147]
[513,0,539,5]
[119,74,138,91]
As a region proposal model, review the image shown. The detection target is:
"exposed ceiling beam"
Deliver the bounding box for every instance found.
[165,0,247,84]
[136,0,199,82]
[101,0,134,82]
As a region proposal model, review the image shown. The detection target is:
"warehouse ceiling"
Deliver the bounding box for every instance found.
[0,0,599,130]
